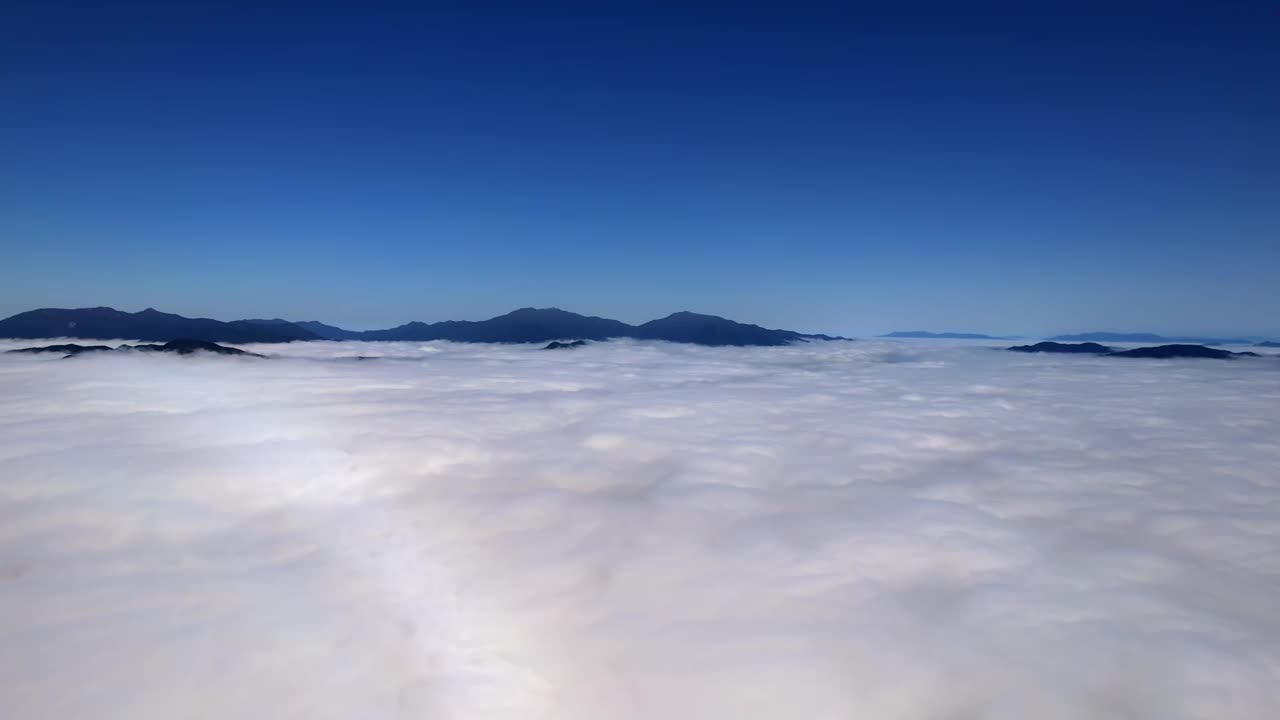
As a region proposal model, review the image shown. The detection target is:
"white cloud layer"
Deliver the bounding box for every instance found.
[2,339,1279,719]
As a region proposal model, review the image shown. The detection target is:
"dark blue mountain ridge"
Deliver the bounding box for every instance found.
[634,311,804,346]
[354,308,843,346]
[1006,342,1262,359]
[360,307,636,343]
[1109,344,1259,359]
[1008,342,1114,354]
[294,320,365,340]
[1049,332,1254,346]
[0,307,319,343]
[7,339,264,357]
[0,307,847,347]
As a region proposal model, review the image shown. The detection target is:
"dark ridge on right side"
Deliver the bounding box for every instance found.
[1108,344,1259,360]
[1007,341,1113,354]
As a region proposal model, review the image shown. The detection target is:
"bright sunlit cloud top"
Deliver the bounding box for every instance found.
[2,339,1278,718]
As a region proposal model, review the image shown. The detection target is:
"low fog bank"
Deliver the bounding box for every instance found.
[2,340,1278,718]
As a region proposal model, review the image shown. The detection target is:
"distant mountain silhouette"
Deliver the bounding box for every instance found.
[543,340,587,350]
[345,308,847,346]
[303,308,841,346]
[8,339,263,358]
[130,339,263,356]
[360,308,635,343]
[1007,341,1259,360]
[239,318,294,326]
[1256,341,1280,348]
[1,306,844,347]
[1008,342,1113,354]
[0,308,318,343]
[631,311,804,346]
[7,343,117,355]
[882,331,1012,340]
[1108,344,1258,360]
[1049,332,1253,346]
[294,321,365,340]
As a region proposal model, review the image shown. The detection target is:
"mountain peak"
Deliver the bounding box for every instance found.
[507,306,567,316]
[1,306,842,347]
[0,307,319,343]
[1049,331,1253,345]
[637,311,801,346]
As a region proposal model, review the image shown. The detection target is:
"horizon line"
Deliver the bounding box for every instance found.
[1,304,1276,341]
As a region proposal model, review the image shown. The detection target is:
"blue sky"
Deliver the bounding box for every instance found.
[2,1,1277,336]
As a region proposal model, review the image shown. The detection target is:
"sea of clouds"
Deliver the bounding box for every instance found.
[1,338,1278,719]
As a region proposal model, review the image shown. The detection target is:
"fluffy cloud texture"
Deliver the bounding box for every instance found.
[2,338,1279,719]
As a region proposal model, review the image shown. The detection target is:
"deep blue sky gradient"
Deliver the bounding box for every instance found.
[3,1,1277,335]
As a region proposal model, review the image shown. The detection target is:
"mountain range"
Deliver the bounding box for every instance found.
[1008,341,1261,359]
[7,339,263,358]
[0,308,321,343]
[0,307,844,347]
[1047,332,1256,346]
